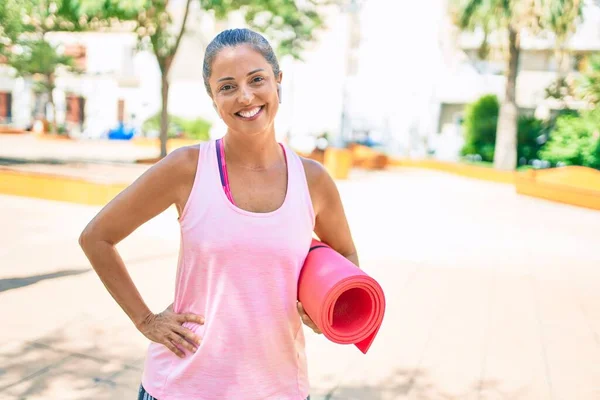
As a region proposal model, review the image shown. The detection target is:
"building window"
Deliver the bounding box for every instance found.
[0,92,12,123]
[66,94,85,125]
[63,44,87,71]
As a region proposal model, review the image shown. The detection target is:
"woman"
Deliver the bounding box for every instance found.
[79,28,358,400]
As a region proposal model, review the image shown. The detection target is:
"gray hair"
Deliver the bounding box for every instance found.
[202,28,280,96]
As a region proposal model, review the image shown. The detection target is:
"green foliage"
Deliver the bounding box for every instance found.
[450,0,583,51]
[0,0,94,39]
[461,94,546,162]
[517,114,545,161]
[0,1,22,56]
[178,117,212,141]
[9,40,75,78]
[237,0,327,60]
[449,0,513,56]
[98,0,189,69]
[449,0,584,169]
[0,0,108,133]
[461,94,499,162]
[98,0,328,157]
[100,0,329,66]
[541,0,584,43]
[577,54,600,106]
[142,113,212,141]
[0,0,115,86]
[539,109,600,169]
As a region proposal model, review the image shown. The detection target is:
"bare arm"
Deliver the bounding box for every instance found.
[302,158,359,267]
[297,157,359,334]
[79,147,203,357]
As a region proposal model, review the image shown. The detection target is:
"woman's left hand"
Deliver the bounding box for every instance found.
[297,302,322,334]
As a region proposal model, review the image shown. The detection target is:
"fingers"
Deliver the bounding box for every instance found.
[169,332,197,354]
[300,312,312,326]
[298,302,322,334]
[175,325,202,347]
[177,313,205,325]
[164,339,185,358]
[302,314,321,333]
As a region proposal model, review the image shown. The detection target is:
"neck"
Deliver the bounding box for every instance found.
[223,130,283,170]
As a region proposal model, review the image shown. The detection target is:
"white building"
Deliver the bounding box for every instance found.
[338,0,600,160]
[432,1,600,160]
[0,1,351,148]
[4,0,596,160]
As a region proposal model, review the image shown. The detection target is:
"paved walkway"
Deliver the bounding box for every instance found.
[1,168,600,399]
[0,134,159,164]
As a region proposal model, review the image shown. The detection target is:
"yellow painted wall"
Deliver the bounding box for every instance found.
[0,170,126,206]
[2,156,598,212]
[390,158,515,184]
[515,167,600,210]
[132,138,200,151]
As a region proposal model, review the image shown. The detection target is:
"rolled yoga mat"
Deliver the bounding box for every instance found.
[298,239,386,354]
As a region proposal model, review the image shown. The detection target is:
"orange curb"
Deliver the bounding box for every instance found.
[515,167,600,210]
[1,153,598,211]
[132,138,200,150]
[324,148,352,180]
[389,158,515,184]
[0,128,27,135]
[35,133,73,141]
[0,169,126,206]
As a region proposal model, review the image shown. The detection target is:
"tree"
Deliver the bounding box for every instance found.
[461,94,500,161]
[543,0,584,106]
[9,40,77,132]
[449,0,584,170]
[577,53,600,106]
[102,0,327,158]
[0,0,22,58]
[539,108,600,168]
[0,0,101,133]
[97,0,193,156]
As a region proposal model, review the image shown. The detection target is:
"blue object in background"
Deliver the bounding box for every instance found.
[107,122,136,140]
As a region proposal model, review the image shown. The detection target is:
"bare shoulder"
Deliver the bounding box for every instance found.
[132,144,199,198]
[300,156,338,215]
[148,144,200,186]
[300,156,329,187]
[164,145,199,173]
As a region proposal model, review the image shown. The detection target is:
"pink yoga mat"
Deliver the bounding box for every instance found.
[298,239,385,354]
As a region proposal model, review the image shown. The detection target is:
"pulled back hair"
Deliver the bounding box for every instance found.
[202,28,281,96]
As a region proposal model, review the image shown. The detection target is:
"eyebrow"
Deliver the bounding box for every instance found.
[217,68,265,82]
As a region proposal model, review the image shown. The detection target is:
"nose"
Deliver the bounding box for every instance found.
[238,85,254,105]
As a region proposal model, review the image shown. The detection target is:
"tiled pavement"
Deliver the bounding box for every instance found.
[2,168,600,399]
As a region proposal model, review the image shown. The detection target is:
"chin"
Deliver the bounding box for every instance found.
[231,119,274,137]
[239,125,272,137]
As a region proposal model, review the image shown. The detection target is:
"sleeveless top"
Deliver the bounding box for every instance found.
[141,139,315,400]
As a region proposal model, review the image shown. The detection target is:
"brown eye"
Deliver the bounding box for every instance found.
[220,84,234,92]
[252,76,264,83]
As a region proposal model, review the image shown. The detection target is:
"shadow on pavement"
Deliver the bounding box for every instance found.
[0,252,179,294]
[317,368,528,400]
[0,269,91,293]
[1,335,529,399]
[0,157,67,166]
[0,319,145,399]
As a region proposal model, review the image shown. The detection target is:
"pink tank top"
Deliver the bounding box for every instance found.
[142,140,315,400]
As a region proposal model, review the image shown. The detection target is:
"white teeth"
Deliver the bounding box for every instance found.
[238,107,261,118]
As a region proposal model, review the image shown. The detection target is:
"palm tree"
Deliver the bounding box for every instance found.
[450,0,584,170]
[578,53,600,106]
[543,0,584,106]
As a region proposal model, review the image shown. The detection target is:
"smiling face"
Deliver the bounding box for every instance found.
[209,44,282,137]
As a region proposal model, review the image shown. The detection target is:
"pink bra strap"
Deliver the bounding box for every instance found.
[216,139,287,207]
